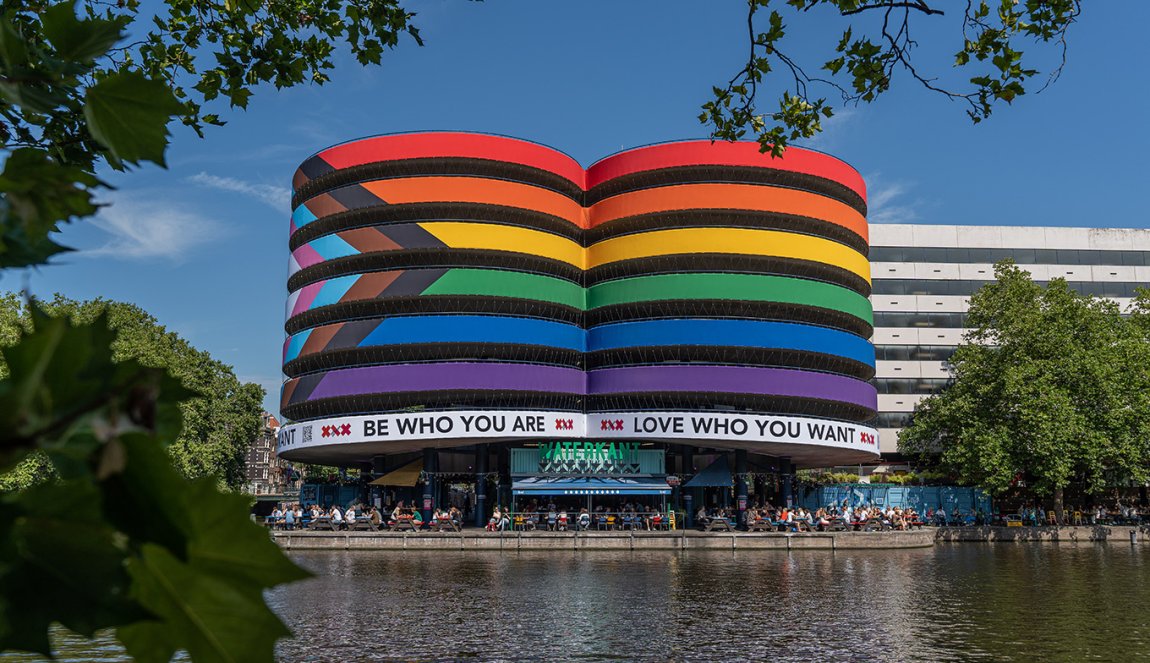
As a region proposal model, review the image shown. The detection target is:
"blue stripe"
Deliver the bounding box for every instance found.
[310,275,357,309]
[359,316,585,351]
[588,319,875,366]
[291,205,317,228]
[284,330,311,364]
[308,234,357,260]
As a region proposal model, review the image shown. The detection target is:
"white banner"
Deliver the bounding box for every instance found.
[277,410,878,455]
[589,412,878,453]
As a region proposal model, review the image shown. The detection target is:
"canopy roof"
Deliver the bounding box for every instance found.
[683,455,733,488]
[512,476,670,496]
[368,459,422,487]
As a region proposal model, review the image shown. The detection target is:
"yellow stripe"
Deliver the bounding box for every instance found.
[422,222,584,268]
[587,228,871,282]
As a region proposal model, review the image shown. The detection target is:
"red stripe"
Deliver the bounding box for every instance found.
[314,133,586,189]
[586,141,866,203]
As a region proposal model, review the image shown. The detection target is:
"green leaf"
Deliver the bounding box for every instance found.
[0,307,191,472]
[0,148,98,269]
[83,71,183,167]
[42,0,127,63]
[0,480,144,655]
[122,544,293,663]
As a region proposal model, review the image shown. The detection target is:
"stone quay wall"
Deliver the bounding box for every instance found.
[936,525,1149,544]
[272,529,935,551]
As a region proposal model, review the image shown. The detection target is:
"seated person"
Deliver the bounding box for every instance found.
[578,509,591,530]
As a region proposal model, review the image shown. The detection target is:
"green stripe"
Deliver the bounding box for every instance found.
[424,269,584,309]
[587,273,873,324]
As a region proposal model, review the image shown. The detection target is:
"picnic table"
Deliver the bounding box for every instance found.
[310,516,334,531]
[703,518,733,532]
[747,519,773,532]
[390,518,420,532]
[433,519,460,532]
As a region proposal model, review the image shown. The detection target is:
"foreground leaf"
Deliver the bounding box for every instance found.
[122,544,292,663]
[83,71,183,167]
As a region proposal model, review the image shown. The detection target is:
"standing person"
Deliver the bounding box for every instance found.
[284,505,295,530]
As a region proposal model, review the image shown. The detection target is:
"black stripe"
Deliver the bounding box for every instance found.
[297,156,335,183]
[284,343,583,378]
[586,300,872,339]
[289,203,582,249]
[587,393,875,424]
[586,165,867,216]
[585,347,873,380]
[292,157,585,208]
[326,184,387,211]
[586,254,871,297]
[586,209,867,255]
[288,249,582,294]
[286,296,582,335]
[283,391,584,421]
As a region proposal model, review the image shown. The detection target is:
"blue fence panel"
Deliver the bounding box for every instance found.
[799,484,990,515]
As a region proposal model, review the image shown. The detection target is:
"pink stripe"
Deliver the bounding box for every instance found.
[292,245,324,271]
[291,281,324,317]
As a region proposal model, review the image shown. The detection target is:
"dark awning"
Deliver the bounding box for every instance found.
[683,455,732,488]
[512,477,670,496]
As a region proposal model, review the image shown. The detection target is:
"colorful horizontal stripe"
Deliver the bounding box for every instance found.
[586,273,872,323]
[588,183,867,242]
[586,228,870,282]
[289,222,583,276]
[294,132,586,191]
[280,362,877,412]
[587,366,877,410]
[286,269,584,319]
[586,139,866,201]
[284,315,585,364]
[587,320,874,367]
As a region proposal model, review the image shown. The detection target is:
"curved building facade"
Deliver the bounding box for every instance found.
[279,132,878,473]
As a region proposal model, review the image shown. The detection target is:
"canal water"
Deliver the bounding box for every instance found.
[7,544,1148,662]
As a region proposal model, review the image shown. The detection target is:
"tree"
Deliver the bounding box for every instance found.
[0,293,264,491]
[899,262,1150,518]
[704,0,1081,155]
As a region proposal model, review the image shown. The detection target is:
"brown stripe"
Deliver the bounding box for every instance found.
[300,323,344,358]
[305,194,348,219]
[343,271,402,302]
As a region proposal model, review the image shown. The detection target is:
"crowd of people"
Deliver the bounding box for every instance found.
[485,501,670,531]
[267,502,464,531]
[698,503,924,531]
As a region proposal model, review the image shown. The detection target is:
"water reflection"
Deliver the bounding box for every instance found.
[2,545,1146,662]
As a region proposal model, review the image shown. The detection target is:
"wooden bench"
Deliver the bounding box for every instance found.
[310,517,334,531]
[433,520,460,532]
[747,520,773,532]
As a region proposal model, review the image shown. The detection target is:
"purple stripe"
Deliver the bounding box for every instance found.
[588,366,877,410]
[303,363,585,400]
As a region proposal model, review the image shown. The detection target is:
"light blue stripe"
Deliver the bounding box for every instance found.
[308,234,357,260]
[284,330,311,363]
[309,275,357,309]
[291,205,317,228]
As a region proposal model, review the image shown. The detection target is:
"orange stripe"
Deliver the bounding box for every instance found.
[361,177,588,228]
[589,183,867,242]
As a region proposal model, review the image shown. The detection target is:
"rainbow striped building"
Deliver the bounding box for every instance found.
[279,132,878,519]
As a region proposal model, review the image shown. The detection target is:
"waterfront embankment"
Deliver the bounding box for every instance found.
[271,525,1150,552]
[936,524,1149,544]
[272,529,935,551]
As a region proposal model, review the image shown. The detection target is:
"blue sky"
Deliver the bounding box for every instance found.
[5,1,1147,416]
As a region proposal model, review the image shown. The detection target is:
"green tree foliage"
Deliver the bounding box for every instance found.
[704,0,1081,155]
[0,293,264,491]
[900,262,1150,509]
[0,0,419,268]
[0,308,309,660]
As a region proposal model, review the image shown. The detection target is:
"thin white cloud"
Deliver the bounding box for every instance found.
[86,195,229,261]
[188,172,290,211]
[801,107,858,151]
[865,173,920,224]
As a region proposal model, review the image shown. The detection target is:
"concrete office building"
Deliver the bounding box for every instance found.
[869,224,1150,456]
